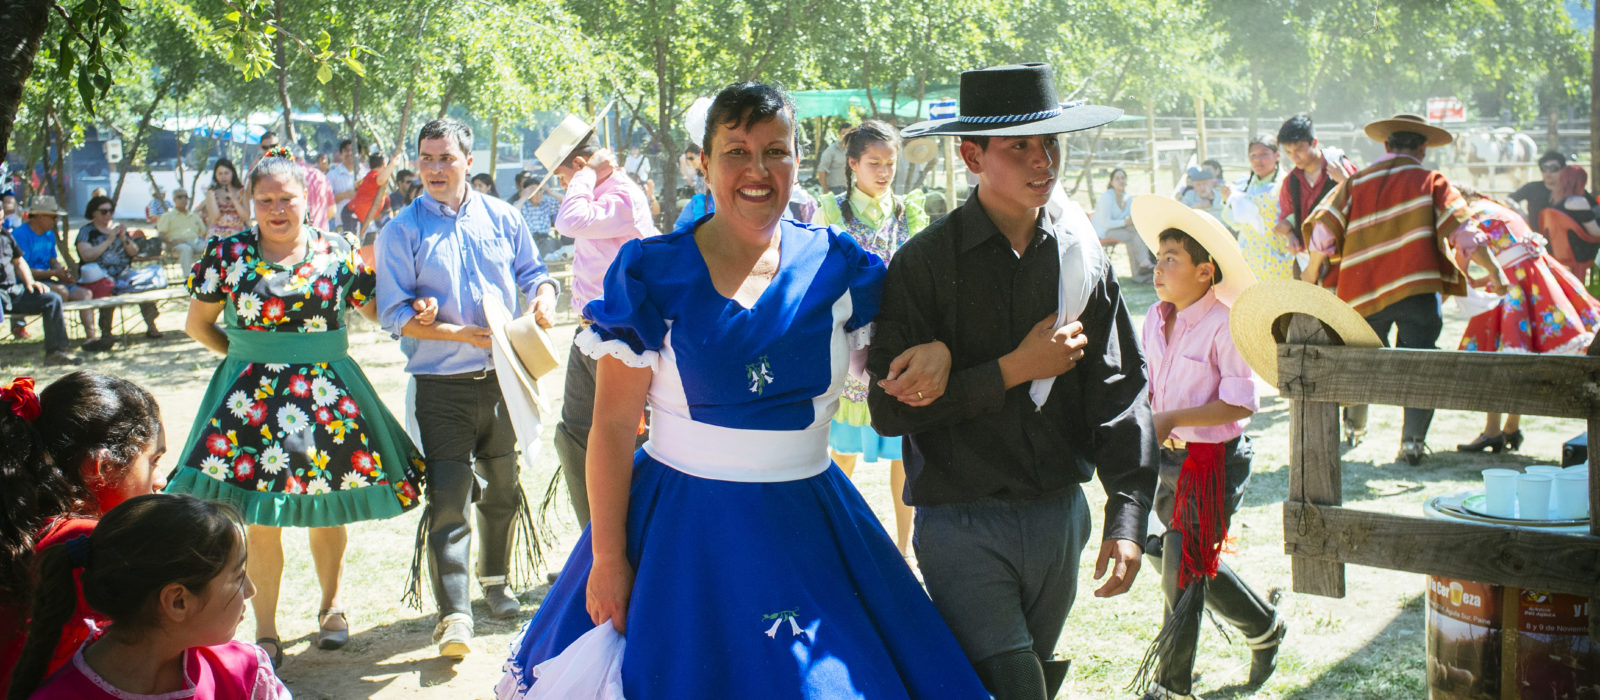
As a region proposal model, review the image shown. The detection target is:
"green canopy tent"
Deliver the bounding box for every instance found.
[788,86,961,121]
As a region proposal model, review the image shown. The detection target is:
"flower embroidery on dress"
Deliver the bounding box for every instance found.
[762,608,804,639]
[746,355,775,395]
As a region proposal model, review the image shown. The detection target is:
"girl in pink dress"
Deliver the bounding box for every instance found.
[9,494,288,700]
[1453,186,1600,453]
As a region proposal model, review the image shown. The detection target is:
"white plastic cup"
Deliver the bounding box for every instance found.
[1482,469,1520,518]
[1554,471,1589,519]
[1524,465,1564,477]
[1516,473,1553,520]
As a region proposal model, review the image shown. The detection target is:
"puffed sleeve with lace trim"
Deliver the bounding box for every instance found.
[573,238,667,369]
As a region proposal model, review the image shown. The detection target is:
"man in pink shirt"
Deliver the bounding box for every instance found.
[550,135,659,525]
[1131,195,1283,700]
[258,131,335,230]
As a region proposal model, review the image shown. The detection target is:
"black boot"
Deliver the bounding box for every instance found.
[975,649,1047,700]
[1041,658,1070,699]
[1247,617,1287,686]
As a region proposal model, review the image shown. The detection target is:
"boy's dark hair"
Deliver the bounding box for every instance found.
[1277,114,1315,146]
[9,494,242,700]
[1157,227,1222,285]
[36,371,163,512]
[1385,131,1428,153]
[702,82,796,155]
[367,153,386,169]
[1539,150,1567,169]
[561,134,601,169]
[960,135,991,150]
[395,168,414,183]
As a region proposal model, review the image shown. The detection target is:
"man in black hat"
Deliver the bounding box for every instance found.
[868,63,1156,700]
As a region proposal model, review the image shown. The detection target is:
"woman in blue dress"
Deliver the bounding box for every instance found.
[496,83,987,699]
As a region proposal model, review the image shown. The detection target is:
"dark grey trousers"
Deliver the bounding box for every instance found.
[914,486,1093,667]
[553,340,597,526]
[1343,293,1443,441]
[1146,436,1275,695]
[414,373,522,618]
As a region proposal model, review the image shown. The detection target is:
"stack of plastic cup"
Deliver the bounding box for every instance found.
[1482,468,1520,518]
[1516,473,1553,519]
[1555,467,1590,519]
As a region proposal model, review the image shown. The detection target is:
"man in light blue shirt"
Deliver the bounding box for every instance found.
[376,117,558,658]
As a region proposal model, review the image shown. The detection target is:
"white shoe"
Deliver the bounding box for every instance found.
[433,612,473,659]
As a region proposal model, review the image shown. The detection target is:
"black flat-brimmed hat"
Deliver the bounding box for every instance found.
[902,63,1123,138]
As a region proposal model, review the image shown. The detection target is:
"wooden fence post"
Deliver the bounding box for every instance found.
[1284,314,1346,597]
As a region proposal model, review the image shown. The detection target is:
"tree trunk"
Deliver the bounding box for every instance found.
[653,34,679,227]
[0,0,53,161]
[351,78,363,159]
[1247,56,1261,140]
[488,116,499,177]
[273,0,297,145]
[860,52,878,120]
[111,77,170,207]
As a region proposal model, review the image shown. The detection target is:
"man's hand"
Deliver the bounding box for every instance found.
[586,149,618,181]
[531,286,558,329]
[1000,315,1087,387]
[454,324,492,349]
[411,297,438,325]
[878,341,950,407]
[26,280,48,294]
[1092,538,1143,597]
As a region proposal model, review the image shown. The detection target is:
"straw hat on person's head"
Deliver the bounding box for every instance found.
[1228,279,1383,382]
[535,115,601,175]
[1131,194,1257,306]
[903,138,938,165]
[1364,113,1453,148]
[26,195,65,217]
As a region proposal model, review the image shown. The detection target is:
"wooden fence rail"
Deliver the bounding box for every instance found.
[1274,315,1600,639]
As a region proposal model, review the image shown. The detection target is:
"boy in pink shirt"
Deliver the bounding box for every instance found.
[1130,195,1285,700]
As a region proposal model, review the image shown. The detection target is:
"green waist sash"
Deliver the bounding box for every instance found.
[226,328,349,364]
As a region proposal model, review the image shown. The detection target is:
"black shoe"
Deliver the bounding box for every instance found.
[1248,618,1287,686]
[1504,430,1524,451]
[82,337,115,353]
[1397,439,1428,466]
[1456,433,1506,453]
[484,585,521,619]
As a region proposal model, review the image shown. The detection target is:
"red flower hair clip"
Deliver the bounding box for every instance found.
[1,377,41,422]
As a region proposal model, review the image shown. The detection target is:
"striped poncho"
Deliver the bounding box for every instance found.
[1305,156,1471,316]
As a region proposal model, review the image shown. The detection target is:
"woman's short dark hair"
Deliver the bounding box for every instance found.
[9,494,242,700]
[210,158,241,191]
[1539,150,1567,169]
[471,173,500,198]
[36,371,162,511]
[84,195,113,219]
[1277,114,1315,146]
[702,82,796,154]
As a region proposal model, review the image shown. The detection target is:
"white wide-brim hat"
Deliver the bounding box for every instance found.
[1131,194,1258,306]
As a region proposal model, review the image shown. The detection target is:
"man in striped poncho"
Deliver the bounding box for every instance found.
[1301,114,1508,466]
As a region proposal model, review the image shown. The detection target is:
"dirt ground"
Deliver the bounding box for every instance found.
[1,248,1584,699]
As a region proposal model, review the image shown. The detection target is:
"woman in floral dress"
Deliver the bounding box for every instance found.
[203,158,249,240]
[164,151,424,666]
[811,119,926,555]
[1454,185,1600,453]
[1223,134,1295,280]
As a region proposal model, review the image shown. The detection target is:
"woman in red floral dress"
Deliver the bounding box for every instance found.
[164,152,424,666]
[1454,185,1600,452]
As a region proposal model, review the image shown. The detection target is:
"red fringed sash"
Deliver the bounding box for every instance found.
[1170,441,1227,588]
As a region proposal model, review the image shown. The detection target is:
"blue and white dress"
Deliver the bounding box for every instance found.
[496,219,987,699]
